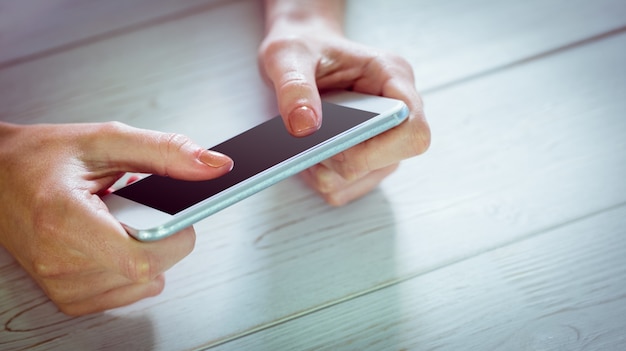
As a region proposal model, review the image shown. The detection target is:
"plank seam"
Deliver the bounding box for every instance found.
[198,201,626,350]
[0,0,242,71]
[421,26,626,95]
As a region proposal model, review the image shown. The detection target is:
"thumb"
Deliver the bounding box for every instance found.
[89,122,233,180]
[259,40,323,137]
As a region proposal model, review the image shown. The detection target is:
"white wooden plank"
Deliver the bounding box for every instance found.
[345,0,626,90]
[1,22,624,351]
[0,0,228,66]
[2,0,626,133]
[212,206,626,350]
[3,0,625,86]
[0,0,272,146]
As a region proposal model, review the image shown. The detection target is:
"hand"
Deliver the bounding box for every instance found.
[0,122,233,316]
[259,0,431,206]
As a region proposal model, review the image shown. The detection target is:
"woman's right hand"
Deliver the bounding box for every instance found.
[0,121,233,316]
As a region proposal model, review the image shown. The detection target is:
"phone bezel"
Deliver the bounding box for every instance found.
[103,91,409,241]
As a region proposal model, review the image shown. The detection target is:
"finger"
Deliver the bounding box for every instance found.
[33,184,195,294]
[40,168,197,286]
[39,270,135,306]
[299,163,345,194]
[323,78,429,181]
[91,212,196,284]
[313,49,430,180]
[260,38,322,137]
[57,274,166,316]
[86,122,233,181]
[27,247,103,280]
[65,191,196,284]
[301,163,399,206]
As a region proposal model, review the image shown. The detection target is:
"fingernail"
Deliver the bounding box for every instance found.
[289,106,320,136]
[199,150,233,169]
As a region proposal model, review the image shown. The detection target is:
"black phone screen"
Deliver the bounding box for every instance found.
[114,102,376,215]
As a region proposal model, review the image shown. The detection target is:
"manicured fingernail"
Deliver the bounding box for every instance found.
[199,150,233,169]
[289,106,320,136]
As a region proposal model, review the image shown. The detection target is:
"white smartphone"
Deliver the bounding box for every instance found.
[103,91,409,241]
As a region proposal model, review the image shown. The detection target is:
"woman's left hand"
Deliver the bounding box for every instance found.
[258,2,430,205]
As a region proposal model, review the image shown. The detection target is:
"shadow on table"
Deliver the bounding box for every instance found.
[237,177,406,349]
[0,255,156,350]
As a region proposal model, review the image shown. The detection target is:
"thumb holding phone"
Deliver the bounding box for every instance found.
[259,0,431,206]
[0,121,233,316]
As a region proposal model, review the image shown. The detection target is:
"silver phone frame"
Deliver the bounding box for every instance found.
[103,91,409,241]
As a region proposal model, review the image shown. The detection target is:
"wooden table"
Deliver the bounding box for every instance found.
[2,0,625,349]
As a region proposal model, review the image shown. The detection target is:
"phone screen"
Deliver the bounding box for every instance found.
[114,102,376,215]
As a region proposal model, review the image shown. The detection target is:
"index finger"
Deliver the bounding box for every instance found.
[259,38,323,137]
[82,199,196,283]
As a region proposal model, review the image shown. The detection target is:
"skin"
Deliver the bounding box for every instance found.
[0,122,233,315]
[260,0,431,206]
[0,0,430,316]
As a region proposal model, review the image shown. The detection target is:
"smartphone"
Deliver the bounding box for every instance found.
[103,91,409,241]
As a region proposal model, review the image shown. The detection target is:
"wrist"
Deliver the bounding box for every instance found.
[263,0,345,37]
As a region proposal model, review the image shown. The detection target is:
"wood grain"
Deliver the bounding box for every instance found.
[2,23,623,351]
[212,206,626,350]
[2,0,626,133]
[0,0,230,67]
[345,0,626,90]
[0,0,272,144]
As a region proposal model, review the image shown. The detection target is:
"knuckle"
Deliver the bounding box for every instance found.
[367,52,416,83]
[336,162,360,182]
[30,188,55,232]
[145,275,166,297]
[30,201,64,279]
[57,303,83,317]
[316,175,334,194]
[158,132,194,175]
[259,37,317,90]
[96,121,128,137]
[366,51,392,69]
[32,257,57,278]
[311,165,337,194]
[381,52,412,71]
[31,250,83,280]
[324,193,347,207]
[407,118,431,156]
[332,150,369,182]
[124,252,155,283]
[46,285,77,306]
[162,132,193,155]
[389,53,412,70]
[278,71,313,93]
[260,36,306,60]
[87,121,131,152]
